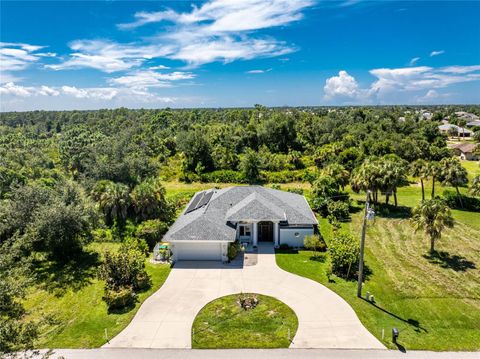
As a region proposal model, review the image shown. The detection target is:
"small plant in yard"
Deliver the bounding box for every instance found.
[98,247,151,310]
[237,293,259,310]
[227,241,241,260]
[329,233,359,280]
[304,234,326,256]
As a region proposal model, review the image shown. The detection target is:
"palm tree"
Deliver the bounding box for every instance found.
[412,199,454,253]
[470,175,480,197]
[410,159,428,201]
[426,161,441,199]
[321,163,350,191]
[440,157,468,209]
[379,156,407,206]
[97,182,130,226]
[130,178,169,221]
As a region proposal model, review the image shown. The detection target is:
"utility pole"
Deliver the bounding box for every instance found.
[357,190,372,298]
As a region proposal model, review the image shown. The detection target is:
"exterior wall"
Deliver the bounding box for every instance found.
[279,226,314,248]
[171,241,228,261]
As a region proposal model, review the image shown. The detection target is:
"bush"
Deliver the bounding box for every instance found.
[199,170,246,183]
[98,249,150,292]
[123,236,149,257]
[92,228,114,242]
[136,219,170,249]
[329,233,359,280]
[304,234,327,253]
[262,169,306,183]
[228,241,240,260]
[279,243,290,250]
[103,286,135,310]
[443,190,480,212]
[327,200,350,222]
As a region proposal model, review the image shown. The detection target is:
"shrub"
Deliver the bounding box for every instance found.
[103,286,135,310]
[227,241,241,260]
[279,243,290,250]
[327,200,350,222]
[199,170,246,183]
[443,190,480,212]
[92,228,113,242]
[262,169,306,183]
[98,249,150,292]
[304,234,327,253]
[329,233,359,280]
[123,236,149,257]
[136,219,170,249]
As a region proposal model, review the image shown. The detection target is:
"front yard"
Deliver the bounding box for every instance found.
[23,242,171,348]
[276,204,480,351]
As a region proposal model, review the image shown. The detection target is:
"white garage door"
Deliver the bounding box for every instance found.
[174,242,222,261]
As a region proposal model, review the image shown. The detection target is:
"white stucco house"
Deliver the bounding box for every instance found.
[163,186,318,262]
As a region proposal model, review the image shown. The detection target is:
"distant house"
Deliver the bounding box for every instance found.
[466,120,480,128]
[438,124,472,137]
[455,111,479,122]
[163,186,318,261]
[448,143,479,161]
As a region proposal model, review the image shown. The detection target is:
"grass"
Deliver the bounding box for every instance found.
[191,293,298,349]
[276,162,480,351]
[23,242,171,348]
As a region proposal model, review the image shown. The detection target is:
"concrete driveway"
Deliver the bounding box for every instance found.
[104,243,384,349]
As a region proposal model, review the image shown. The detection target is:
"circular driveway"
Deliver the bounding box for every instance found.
[104,243,384,349]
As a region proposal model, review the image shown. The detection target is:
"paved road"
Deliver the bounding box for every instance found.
[29,348,480,359]
[105,243,383,349]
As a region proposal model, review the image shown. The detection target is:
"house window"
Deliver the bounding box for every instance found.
[239,225,251,237]
[294,232,300,237]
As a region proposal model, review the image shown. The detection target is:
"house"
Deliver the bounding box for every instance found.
[164,186,318,261]
[438,124,472,137]
[448,143,479,161]
[466,120,480,128]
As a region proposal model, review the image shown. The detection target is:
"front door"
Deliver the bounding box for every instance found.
[258,221,273,242]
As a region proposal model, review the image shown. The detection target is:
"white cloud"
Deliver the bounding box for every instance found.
[409,57,420,66]
[323,70,364,99]
[118,0,313,32]
[0,82,59,97]
[430,50,445,57]
[323,65,480,103]
[246,68,272,74]
[0,42,51,83]
[149,65,170,70]
[48,1,313,72]
[47,40,173,73]
[109,70,195,89]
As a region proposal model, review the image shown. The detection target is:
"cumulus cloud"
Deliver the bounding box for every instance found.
[323,70,365,99]
[323,65,480,103]
[430,50,445,57]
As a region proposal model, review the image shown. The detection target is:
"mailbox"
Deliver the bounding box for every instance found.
[392,327,399,343]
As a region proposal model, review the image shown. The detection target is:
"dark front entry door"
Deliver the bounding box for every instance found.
[258,222,273,242]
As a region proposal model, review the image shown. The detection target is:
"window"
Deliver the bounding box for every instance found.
[294,232,300,237]
[239,225,251,237]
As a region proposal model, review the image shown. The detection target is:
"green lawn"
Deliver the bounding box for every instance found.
[192,294,298,349]
[24,242,171,348]
[276,165,480,351]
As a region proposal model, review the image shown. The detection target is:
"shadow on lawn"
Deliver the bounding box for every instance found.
[423,251,476,272]
[33,249,100,296]
[362,298,428,334]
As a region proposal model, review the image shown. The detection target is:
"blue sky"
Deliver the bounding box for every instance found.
[1,0,479,110]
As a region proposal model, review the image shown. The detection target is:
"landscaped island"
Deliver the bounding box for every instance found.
[192,293,298,349]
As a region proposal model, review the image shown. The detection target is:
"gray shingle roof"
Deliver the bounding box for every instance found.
[164,186,317,242]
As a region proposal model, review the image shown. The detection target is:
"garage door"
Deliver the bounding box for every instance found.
[174,242,222,261]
